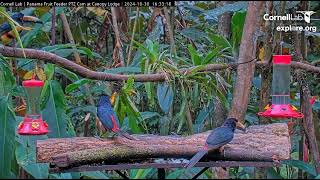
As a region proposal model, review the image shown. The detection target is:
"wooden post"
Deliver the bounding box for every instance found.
[37,123,291,168]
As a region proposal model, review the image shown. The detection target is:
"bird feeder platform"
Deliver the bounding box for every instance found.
[37,123,290,178]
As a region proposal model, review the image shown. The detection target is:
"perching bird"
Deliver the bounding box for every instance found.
[184,118,246,169]
[97,94,137,140]
[0,12,42,45]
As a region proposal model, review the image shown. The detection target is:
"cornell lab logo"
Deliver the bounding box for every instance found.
[296,11,316,23]
[264,11,316,23]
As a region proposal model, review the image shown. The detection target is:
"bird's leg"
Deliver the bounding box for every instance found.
[94,131,110,141]
[218,146,225,154]
[110,132,118,139]
[94,135,105,141]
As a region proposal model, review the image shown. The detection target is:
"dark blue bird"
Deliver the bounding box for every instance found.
[97,94,136,140]
[184,118,246,169]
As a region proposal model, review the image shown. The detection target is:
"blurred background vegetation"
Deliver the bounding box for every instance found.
[0,1,320,179]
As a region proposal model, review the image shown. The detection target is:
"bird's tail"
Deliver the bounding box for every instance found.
[116,129,138,140]
[184,148,208,170]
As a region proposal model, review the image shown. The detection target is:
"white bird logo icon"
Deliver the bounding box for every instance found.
[297,11,316,23]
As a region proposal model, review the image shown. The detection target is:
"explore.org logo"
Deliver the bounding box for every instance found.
[264,11,317,32]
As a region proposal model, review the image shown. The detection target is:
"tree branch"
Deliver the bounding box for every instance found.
[37,123,290,168]
[1,46,320,82]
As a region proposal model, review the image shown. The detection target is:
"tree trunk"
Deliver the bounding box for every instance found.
[298,72,320,174]
[36,123,291,168]
[228,1,265,121]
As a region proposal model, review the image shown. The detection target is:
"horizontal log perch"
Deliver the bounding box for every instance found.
[37,123,291,168]
[1,45,320,82]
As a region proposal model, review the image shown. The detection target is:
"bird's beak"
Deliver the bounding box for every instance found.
[22,16,43,24]
[110,92,118,106]
[236,121,246,132]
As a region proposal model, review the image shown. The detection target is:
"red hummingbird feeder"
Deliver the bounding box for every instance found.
[258,55,304,119]
[17,76,48,135]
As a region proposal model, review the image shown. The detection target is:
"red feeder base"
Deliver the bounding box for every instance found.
[17,115,49,135]
[258,104,304,119]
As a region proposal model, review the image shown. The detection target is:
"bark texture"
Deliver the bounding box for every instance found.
[228,1,265,121]
[36,123,291,168]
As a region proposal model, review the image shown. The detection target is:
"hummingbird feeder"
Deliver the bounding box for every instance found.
[258,55,304,119]
[17,76,48,135]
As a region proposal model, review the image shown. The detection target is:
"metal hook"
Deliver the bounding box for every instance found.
[280,41,284,55]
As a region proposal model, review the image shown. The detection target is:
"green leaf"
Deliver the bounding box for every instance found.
[205,1,248,21]
[231,11,246,51]
[177,96,187,133]
[182,4,206,15]
[266,167,283,179]
[131,16,163,66]
[42,44,103,59]
[159,115,170,135]
[132,168,153,179]
[42,43,75,52]
[180,27,207,41]
[41,80,72,138]
[140,111,160,120]
[187,44,202,65]
[167,169,186,179]
[209,34,232,51]
[55,67,79,82]
[80,171,109,179]
[124,95,143,133]
[15,135,49,179]
[0,96,16,178]
[282,160,317,176]
[143,60,155,107]
[65,78,92,94]
[194,100,215,133]
[0,58,15,96]
[67,105,97,117]
[202,48,220,64]
[44,63,55,81]
[245,113,259,125]
[157,82,174,114]
[77,46,103,59]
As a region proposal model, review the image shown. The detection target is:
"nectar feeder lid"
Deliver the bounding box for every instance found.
[273,55,291,64]
[22,77,44,87]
